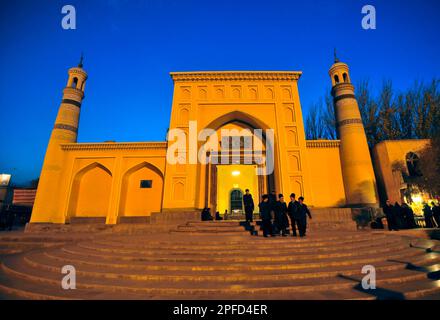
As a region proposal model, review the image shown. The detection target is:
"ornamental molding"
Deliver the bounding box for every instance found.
[306,140,341,148]
[68,67,88,78]
[61,142,168,151]
[331,83,355,95]
[337,118,363,127]
[170,71,302,82]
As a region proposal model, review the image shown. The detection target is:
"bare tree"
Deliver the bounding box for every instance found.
[356,80,380,147]
[305,101,326,140]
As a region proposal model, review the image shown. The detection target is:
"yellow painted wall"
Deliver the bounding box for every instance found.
[306,140,346,207]
[372,139,430,204]
[70,164,112,217]
[119,163,163,217]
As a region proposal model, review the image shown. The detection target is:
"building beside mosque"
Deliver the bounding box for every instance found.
[29,57,430,225]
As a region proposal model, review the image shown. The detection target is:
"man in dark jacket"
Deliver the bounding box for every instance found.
[287,193,300,237]
[402,203,416,229]
[383,200,398,231]
[297,197,312,237]
[259,194,272,237]
[201,207,213,221]
[393,202,405,229]
[431,202,440,228]
[274,194,289,236]
[243,189,255,223]
[423,203,434,228]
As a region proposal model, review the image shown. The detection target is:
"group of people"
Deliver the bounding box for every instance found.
[244,190,312,238]
[382,199,440,231]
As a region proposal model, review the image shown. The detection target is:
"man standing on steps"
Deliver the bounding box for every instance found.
[297,197,312,237]
[268,190,277,235]
[274,194,289,236]
[383,200,398,231]
[243,189,255,223]
[288,193,300,237]
[259,194,273,237]
[431,201,440,228]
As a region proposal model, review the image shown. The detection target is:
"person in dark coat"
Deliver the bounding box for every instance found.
[401,203,416,229]
[268,191,277,214]
[287,193,300,237]
[393,202,404,229]
[431,202,440,228]
[297,197,312,237]
[259,194,273,237]
[268,191,277,234]
[215,211,223,221]
[5,206,15,231]
[383,200,398,231]
[201,207,213,221]
[243,189,255,223]
[423,203,434,228]
[274,194,289,236]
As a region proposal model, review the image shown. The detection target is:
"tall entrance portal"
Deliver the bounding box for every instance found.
[162,71,310,213]
[215,164,259,216]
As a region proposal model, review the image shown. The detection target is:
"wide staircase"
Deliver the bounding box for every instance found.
[0,228,440,299]
[172,220,258,235]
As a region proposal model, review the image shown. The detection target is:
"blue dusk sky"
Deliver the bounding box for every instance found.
[1,0,439,186]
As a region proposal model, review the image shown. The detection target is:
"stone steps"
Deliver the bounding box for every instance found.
[45,246,433,272]
[19,251,440,283]
[71,242,411,262]
[1,230,439,299]
[63,242,418,264]
[41,247,440,274]
[1,257,439,299]
[172,221,257,235]
[86,237,398,255]
[94,233,391,251]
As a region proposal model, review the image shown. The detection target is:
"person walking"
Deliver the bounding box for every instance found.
[431,202,440,228]
[259,194,273,237]
[423,203,435,228]
[401,203,416,229]
[243,189,255,223]
[274,194,289,236]
[287,193,300,237]
[297,197,312,237]
[383,200,398,231]
[393,202,405,229]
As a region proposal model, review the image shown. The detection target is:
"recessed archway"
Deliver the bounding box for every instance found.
[68,162,112,218]
[118,162,164,217]
[201,111,277,214]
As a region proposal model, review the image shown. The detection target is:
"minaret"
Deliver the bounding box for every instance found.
[329,52,378,207]
[31,56,88,223]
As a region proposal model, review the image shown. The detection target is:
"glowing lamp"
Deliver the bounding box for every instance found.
[412,194,423,204]
[0,174,11,187]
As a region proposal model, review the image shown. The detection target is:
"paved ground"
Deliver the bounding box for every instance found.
[0,222,440,300]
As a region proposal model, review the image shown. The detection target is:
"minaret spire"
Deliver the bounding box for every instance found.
[334,48,340,63]
[78,52,84,68]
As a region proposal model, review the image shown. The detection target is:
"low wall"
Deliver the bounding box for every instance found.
[308,208,357,231]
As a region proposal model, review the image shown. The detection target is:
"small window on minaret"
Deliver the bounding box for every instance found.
[334,75,340,84]
[343,73,348,83]
[71,77,78,89]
